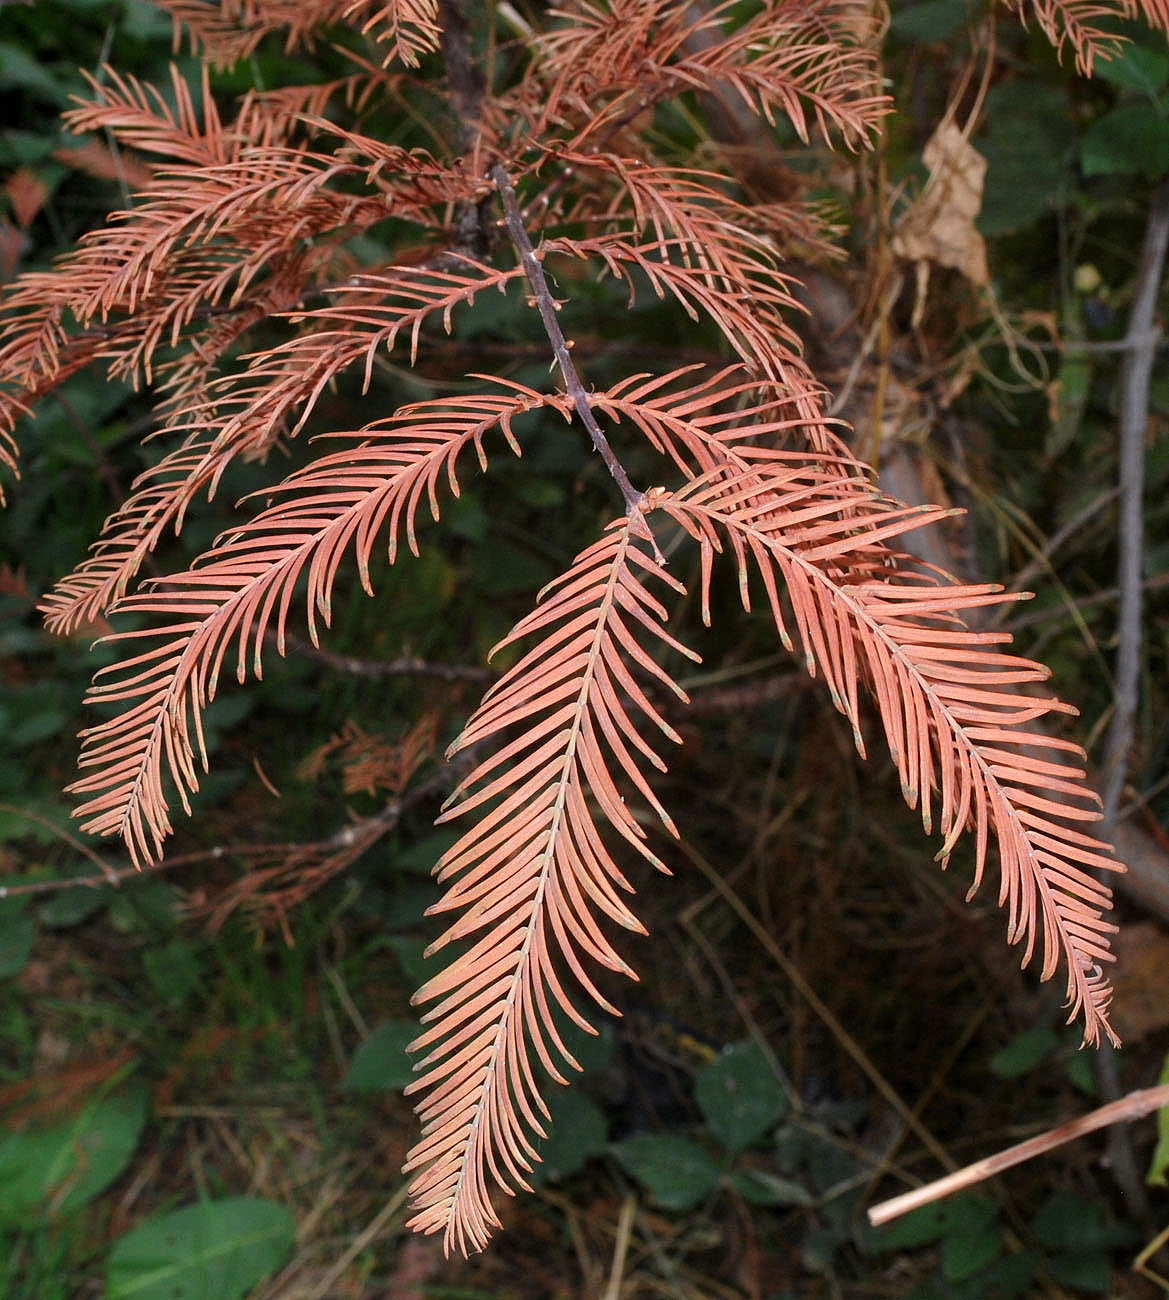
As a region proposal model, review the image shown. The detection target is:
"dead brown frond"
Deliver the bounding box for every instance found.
[404,522,697,1255]
[534,0,888,147]
[157,0,441,68]
[299,714,439,796]
[659,462,1119,1046]
[68,387,536,866]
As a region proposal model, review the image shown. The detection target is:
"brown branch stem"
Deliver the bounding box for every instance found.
[275,631,498,683]
[1102,175,1169,826]
[489,164,658,549]
[0,758,467,902]
[869,1083,1169,1228]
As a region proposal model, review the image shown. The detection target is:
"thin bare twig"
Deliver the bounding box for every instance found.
[1096,175,1169,1230]
[277,631,498,683]
[0,802,121,886]
[0,758,466,902]
[490,164,660,553]
[1102,176,1169,825]
[869,1083,1169,1227]
[1003,486,1120,598]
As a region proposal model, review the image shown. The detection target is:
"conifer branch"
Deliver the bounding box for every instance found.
[489,164,658,549]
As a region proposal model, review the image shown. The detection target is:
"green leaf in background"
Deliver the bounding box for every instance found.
[1096,40,1169,94]
[1147,1052,1169,1186]
[546,1015,615,1077]
[979,82,1076,234]
[107,879,180,936]
[1045,1249,1112,1292]
[143,937,204,1010]
[695,1040,787,1153]
[940,1218,1002,1282]
[342,1020,416,1092]
[0,898,35,979]
[105,1197,295,1300]
[611,1134,720,1209]
[1082,102,1169,179]
[889,0,970,42]
[1046,357,1092,462]
[727,1168,813,1206]
[1032,1189,1139,1251]
[988,1026,1059,1078]
[0,43,70,103]
[530,1089,608,1184]
[0,1085,148,1228]
[872,1191,997,1251]
[8,705,67,748]
[384,933,432,987]
[37,865,112,929]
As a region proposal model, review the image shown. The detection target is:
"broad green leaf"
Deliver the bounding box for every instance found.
[143,938,203,1009]
[342,1020,416,1092]
[546,1015,615,1077]
[106,1197,295,1300]
[8,706,67,748]
[941,1223,1002,1282]
[873,1192,997,1251]
[37,869,112,928]
[611,1134,720,1209]
[0,44,69,102]
[385,933,432,987]
[695,1040,787,1153]
[0,899,35,979]
[727,1168,813,1206]
[1045,1249,1112,1292]
[1082,102,1169,179]
[0,1085,148,1227]
[108,880,180,936]
[988,1026,1059,1078]
[979,83,1075,234]
[1097,42,1169,93]
[121,0,175,40]
[1032,1189,1138,1250]
[530,1090,608,1183]
[889,0,970,42]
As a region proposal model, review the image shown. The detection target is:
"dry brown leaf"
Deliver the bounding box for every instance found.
[1107,920,1169,1040]
[893,121,989,290]
[3,168,48,230]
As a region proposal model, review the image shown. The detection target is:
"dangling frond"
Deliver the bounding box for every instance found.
[350,0,444,67]
[533,0,887,145]
[1011,0,1128,74]
[156,0,441,68]
[39,258,529,634]
[583,364,844,475]
[68,388,536,866]
[404,522,698,1255]
[658,462,1120,1046]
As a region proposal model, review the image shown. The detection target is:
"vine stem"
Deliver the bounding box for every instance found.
[489,164,661,558]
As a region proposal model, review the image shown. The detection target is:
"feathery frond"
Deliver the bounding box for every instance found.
[1012,0,1128,74]
[39,258,528,633]
[404,522,698,1255]
[68,389,534,866]
[535,0,887,146]
[157,0,441,68]
[658,463,1119,1046]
